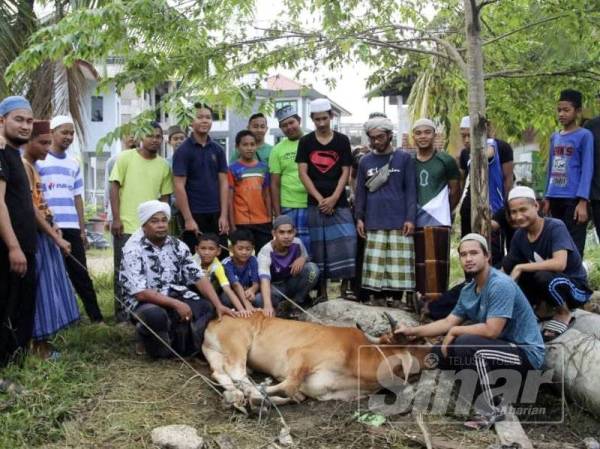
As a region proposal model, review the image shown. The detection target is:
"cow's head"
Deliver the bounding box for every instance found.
[357,312,426,346]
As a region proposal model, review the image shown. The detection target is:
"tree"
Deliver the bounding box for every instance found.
[6,0,599,235]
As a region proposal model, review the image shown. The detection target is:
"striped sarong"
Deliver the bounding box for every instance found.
[33,232,80,340]
[414,226,450,301]
[363,229,415,291]
[308,206,356,279]
[282,207,310,256]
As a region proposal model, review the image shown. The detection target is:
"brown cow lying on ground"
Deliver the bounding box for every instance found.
[202,312,430,410]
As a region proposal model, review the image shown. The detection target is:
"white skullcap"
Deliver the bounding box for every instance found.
[508,186,537,202]
[50,115,74,130]
[310,98,332,113]
[138,200,171,226]
[460,233,488,253]
[412,118,436,131]
[363,117,394,133]
[460,115,470,129]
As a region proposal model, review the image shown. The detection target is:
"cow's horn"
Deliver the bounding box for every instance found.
[383,312,398,331]
[357,322,381,344]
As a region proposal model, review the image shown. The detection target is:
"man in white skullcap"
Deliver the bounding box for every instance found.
[412,118,460,304]
[295,98,356,299]
[458,115,514,266]
[119,200,236,358]
[503,186,591,341]
[354,116,416,305]
[396,232,544,430]
[37,115,104,322]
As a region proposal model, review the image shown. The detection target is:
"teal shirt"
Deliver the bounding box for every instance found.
[229,143,273,165]
[451,268,545,369]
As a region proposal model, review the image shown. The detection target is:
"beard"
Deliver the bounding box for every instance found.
[5,133,30,146]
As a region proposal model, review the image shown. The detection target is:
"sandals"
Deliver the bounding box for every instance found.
[542,317,575,342]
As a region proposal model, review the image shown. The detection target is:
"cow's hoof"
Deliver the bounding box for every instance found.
[222,390,247,411]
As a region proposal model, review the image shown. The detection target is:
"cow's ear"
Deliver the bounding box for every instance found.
[392,333,410,346]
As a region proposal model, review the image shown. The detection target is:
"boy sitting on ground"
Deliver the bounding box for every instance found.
[503,186,591,341]
[221,229,265,313]
[192,233,252,317]
[257,215,320,317]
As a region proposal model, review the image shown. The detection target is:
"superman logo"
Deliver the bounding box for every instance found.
[309,150,339,173]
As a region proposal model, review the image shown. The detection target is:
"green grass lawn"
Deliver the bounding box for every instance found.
[1,239,600,448]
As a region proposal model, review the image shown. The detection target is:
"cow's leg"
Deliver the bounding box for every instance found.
[203,346,246,407]
[263,351,309,401]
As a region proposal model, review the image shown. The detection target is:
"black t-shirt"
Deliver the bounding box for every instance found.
[0,145,37,254]
[584,116,600,200]
[460,138,514,205]
[296,131,353,207]
[503,218,588,285]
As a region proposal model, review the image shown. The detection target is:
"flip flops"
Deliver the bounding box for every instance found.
[542,317,576,342]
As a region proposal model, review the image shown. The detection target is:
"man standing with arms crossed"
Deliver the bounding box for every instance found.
[38,115,104,323]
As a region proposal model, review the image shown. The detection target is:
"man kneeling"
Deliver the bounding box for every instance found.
[257,215,319,317]
[120,200,236,358]
[396,233,544,430]
[503,186,592,341]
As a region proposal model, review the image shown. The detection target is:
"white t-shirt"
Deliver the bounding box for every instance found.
[37,151,84,229]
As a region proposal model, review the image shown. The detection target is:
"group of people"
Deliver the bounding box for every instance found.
[1,87,599,429]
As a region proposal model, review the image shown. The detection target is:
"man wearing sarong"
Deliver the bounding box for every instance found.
[269,104,310,253]
[296,99,356,299]
[119,200,236,358]
[412,118,460,302]
[354,117,416,303]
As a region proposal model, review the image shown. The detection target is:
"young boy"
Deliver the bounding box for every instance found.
[192,233,252,316]
[228,130,272,251]
[543,89,594,257]
[229,113,273,163]
[222,229,264,312]
[257,215,320,317]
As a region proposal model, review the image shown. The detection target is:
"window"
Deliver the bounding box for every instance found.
[274,100,298,115]
[211,106,227,121]
[91,96,103,122]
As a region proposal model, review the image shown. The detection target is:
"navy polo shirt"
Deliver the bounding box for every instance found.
[173,135,228,214]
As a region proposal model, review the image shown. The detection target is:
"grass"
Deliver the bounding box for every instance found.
[1,242,600,448]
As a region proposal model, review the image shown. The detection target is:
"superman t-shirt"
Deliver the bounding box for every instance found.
[296,131,352,207]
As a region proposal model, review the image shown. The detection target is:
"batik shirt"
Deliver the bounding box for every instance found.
[119,235,203,311]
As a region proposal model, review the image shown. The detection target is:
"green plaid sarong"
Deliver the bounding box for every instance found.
[362,229,415,291]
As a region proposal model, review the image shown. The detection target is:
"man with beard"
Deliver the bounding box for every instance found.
[173,103,229,255]
[354,116,416,304]
[296,99,356,299]
[38,115,104,323]
[269,104,310,251]
[0,96,37,365]
[396,233,544,430]
[412,118,460,303]
[110,122,173,321]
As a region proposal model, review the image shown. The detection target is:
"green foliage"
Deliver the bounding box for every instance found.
[4,0,600,150]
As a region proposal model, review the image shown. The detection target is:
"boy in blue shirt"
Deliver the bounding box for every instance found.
[396,233,544,430]
[222,229,264,312]
[543,89,594,256]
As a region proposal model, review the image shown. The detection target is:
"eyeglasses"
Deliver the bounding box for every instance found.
[367,133,389,142]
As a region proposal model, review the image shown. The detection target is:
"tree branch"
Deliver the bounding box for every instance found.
[482,13,568,47]
[477,0,501,10]
[485,68,600,80]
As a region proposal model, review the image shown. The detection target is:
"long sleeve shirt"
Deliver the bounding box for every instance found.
[354,149,416,231]
[545,128,594,200]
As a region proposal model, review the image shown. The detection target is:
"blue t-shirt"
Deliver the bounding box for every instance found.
[222,256,259,288]
[545,128,594,200]
[172,135,228,214]
[451,268,545,369]
[504,218,588,285]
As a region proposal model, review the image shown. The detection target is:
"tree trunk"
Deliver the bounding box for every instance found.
[464,0,490,239]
